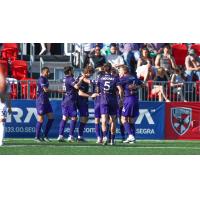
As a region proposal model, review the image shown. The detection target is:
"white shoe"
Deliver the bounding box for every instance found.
[96,137,102,144]
[67,136,75,142]
[123,135,136,144]
[57,135,65,142]
[102,136,107,145]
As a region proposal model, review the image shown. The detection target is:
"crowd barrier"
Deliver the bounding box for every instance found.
[5,100,200,139]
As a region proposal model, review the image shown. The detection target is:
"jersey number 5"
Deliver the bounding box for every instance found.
[104,81,110,91]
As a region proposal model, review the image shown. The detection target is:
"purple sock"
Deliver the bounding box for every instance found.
[95,123,101,138]
[111,134,115,140]
[102,131,107,137]
[69,120,77,137]
[59,120,66,136]
[78,122,86,137]
[120,124,125,139]
[44,119,54,137]
[108,131,111,141]
[35,121,43,139]
[123,122,132,135]
[131,123,136,137]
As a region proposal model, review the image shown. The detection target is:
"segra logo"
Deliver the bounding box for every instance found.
[135,109,154,125]
[6,108,37,123]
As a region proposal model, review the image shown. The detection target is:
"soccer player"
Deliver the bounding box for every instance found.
[76,65,95,142]
[57,66,96,142]
[119,65,144,143]
[97,63,123,145]
[35,67,54,142]
[0,77,12,146]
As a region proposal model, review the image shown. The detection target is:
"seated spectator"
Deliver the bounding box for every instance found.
[185,49,200,81]
[143,43,165,58]
[170,68,186,101]
[106,43,124,70]
[151,67,170,102]
[155,43,176,75]
[89,45,106,70]
[136,48,155,82]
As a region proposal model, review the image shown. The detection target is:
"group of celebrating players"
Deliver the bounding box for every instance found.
[35,63,143,145]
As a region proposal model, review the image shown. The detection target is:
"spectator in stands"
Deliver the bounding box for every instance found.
[151,67,170,102]
[89,45,106,70]
[185,49,200,81]
[82,43,96,68]
[119,43,141,61]
[118,43,137,75]
[155,43,176,75]
[143,43,165,58]
[170,68,186,101]
[136,47,155,82]
[106,43,124,70]
[39,43,52,56]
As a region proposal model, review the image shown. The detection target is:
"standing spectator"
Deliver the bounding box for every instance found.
[155,43,176,75]
[106,43,124,70]
[185,49,200,81]
[136,48,155,82]
[170,68,186,101]
[81,43,95,68]
[89,45,106,70]
[119,43,137,75]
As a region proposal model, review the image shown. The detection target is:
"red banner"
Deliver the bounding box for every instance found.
[165,102,200,140]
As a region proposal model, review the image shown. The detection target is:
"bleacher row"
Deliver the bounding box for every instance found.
[0,43,200,101]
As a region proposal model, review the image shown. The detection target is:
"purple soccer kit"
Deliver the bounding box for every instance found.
[58,75,78,138]
[35,76,53,139]
[36,76,53,115]
[97,73,120,116]
[120,75,142,137]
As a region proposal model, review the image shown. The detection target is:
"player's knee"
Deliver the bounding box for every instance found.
[121,117,127,124]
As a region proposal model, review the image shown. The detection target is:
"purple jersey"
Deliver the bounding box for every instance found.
[97,73,120,95]
[120,75,143,97]
[37,76,50,104]
[62,75,78,103]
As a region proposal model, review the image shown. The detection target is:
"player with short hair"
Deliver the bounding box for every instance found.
[35,67,54,142]
[76,65,95,142]
[97,63,123,145]
[119,65,144,143]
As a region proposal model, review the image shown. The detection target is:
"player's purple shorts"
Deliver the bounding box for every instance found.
[61,101,77,117]
[100,94,118,116]
[117,106,122,118]
[77,98,89,117]
[36,101,53,115]
[121,96,139,118]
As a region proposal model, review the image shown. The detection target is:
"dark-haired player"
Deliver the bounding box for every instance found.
[97,63,123,145]
[35,67,54,142]
[119,65,144,143]
[76,65,95,142]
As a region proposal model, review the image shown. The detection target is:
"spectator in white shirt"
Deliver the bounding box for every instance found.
[106,43,124,70]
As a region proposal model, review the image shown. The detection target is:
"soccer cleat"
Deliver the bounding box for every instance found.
[77,136,87,142]
[34,137,42,142]
[102,136,108,145]
[67,136,75,143]
[57,135,65,142]
[96,137,102,144]
[123,135,136,144]
[109,140,115,146]
[43,137,51,142]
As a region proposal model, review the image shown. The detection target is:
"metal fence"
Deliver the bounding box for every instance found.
[9,79,200,102]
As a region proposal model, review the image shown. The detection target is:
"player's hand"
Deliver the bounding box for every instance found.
[91,93,99,98]
[79,74,86,81]
[128,84,137,90]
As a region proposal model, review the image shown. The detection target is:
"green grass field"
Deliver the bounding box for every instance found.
[1,139,200,155]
